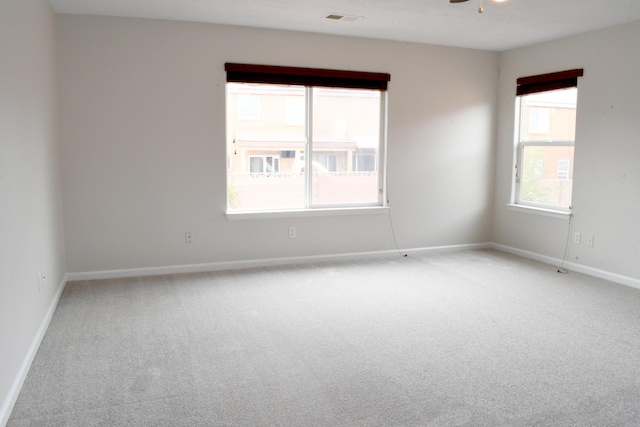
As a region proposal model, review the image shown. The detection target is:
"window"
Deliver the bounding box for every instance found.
[528,107,550,134]
[225,63,390,212]
[285,97,305,126]
[353,152,376,172]
[514,69,583,212]
[249,155,279,173]
[237,96,260,120]
[557,159,570,180]
[313,153,338,172]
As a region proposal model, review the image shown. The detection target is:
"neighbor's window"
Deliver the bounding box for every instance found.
[225,63,390,212]
[237,96,261,120]
[514,69,583,212]
[249,155,279,173]
[557,159,570,180]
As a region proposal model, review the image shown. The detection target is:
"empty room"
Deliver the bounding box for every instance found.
[2,0,640,425]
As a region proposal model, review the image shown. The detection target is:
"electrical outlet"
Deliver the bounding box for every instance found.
[185,231,193,244]
[288,227,296,238]
[574,232,581,244]
[586,235,594,247]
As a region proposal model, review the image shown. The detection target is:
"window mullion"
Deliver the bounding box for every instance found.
[379,91,388,205]
[521,140,575,147]
[515,142,523,201]
[304,86,313,208]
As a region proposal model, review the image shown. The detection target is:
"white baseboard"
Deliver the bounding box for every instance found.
[0,274,68,427]
[0,242,490,425]
[4,241,638,427]
[491,243,640,290]
[65,243,492,282]
[405,242,491,256]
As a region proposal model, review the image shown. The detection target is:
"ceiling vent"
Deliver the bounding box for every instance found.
[324,14,363,22]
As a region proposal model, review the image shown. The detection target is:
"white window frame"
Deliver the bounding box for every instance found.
[304,86,386,209]
[227,85,388,214]
[513,94,576,214]
[224,63,390,218]
[514,140,574,213]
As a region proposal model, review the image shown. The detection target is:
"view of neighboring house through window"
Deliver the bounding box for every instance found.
[237,95,261,120]
[225,63,389,212]
[557,159,570,180]
[514,69,583,212]
[353,153,376,172]
[249,155,279,173]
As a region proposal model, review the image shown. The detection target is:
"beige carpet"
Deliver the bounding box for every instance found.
[9,249,640,426]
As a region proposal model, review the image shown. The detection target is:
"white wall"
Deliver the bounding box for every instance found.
[56,16,498,273]
[3,7,639,423]
[0,0,67,423]
[493,20,640,281]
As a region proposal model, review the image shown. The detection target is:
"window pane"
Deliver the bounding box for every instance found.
[311,88,380,206]
[521,88,577,142]
[521,145,574,207]
[557,159,569,180]
[237,96,260,120]
[227,83,305,210]
[516,86,577,211]
[285,97,305,126]
[528,107,550,134]
[249,156,263,173]
[353,153,376,171]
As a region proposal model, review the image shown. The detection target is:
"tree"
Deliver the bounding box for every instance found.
[520,146,550,204]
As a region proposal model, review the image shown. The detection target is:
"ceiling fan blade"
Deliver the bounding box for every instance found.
[450,0,469,3]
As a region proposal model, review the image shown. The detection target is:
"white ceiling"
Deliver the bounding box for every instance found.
[49,0,640,51]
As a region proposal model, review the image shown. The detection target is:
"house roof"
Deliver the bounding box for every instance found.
[234,130,360,149]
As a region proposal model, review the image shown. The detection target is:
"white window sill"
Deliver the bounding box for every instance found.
[507,204,571,220]
[226,206,390,220]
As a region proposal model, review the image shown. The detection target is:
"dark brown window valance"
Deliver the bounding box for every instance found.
[516,69,584,96]
[225,63,390,91]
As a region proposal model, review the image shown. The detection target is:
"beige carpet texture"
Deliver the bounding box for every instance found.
[9,249,640,426]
